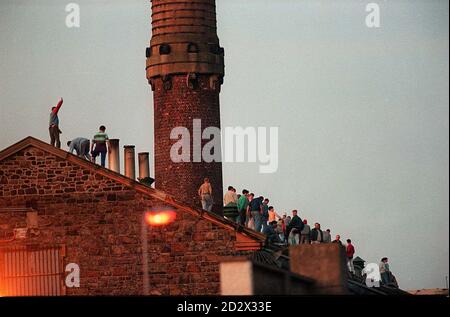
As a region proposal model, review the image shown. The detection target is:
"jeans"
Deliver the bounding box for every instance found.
[381,272,390,285]
[250,211,262,232]
[237,210,247,226]
[49,125,61,148]
[79,140,91,161]
[201,194,213,212]
[289,229,300,245]
[261,219,269,233]
[300,234,310,244]
[92,151,107,167]
[92,143,107,167]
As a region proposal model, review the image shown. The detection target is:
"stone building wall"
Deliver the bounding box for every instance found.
[0,146,251,295]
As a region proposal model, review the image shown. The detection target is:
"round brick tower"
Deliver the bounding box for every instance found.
[146,0,225,215]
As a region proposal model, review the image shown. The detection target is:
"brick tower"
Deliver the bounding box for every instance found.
[146,0,225,214]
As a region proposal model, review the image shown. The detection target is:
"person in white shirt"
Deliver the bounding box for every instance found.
[223,186,238,206]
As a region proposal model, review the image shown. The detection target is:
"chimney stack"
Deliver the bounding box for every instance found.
[124,145,136,180]
[146,0,225,215]
[108,139,120,173]
[138,152,150,180]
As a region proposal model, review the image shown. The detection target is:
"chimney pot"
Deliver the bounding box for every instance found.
[124,145,136,180]
[108,139,120,173]
[138,152,150,180]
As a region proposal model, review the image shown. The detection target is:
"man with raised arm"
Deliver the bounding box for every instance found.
[49,97,64,148]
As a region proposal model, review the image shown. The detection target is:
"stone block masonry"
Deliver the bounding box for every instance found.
[0,143,261,295]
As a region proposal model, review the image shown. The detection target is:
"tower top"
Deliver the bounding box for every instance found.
[146,0,225,80]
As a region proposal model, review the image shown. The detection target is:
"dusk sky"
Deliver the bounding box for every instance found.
[0,0,448,290]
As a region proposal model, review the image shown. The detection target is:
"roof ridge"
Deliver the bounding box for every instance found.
[0,136,266,244]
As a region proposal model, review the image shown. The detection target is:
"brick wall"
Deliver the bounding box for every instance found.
[0,147,248,295]
[153,75,224,215]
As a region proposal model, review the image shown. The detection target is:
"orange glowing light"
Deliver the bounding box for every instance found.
[145,210,177,227]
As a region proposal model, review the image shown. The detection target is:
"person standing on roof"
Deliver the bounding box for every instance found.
[310,223,323,244]
[249,195,264,232]
[198,177,213,212]
[237,189,250,225]
[268,206,282,223]
[49,97,64,148]
[286,210,304,245]
[323,229,332,243]
[346,239,356,273]
[379,257,391,285]
[261,198,270,233]
[223,186,238,206]
[300,219,311,244]
[332,234,343,246]
[91,125,110,168]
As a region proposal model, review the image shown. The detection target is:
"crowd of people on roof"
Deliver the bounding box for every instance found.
[198,181,358,274]
[198,180,394,285]
[46,99,395,287]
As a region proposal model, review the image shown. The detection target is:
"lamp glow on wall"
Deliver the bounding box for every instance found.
[141,206,177,295]
[145,209,177,227]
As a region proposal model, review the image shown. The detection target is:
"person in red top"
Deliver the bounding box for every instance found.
[49,97,64,148]
[346,239,355,273]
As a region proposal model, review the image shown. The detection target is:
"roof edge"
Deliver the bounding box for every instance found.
[0,136,266,245]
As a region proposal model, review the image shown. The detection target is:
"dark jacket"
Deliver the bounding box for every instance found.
[332,240,343,246]
[263,225,281,244]
[286,215,304,237]
[310,228,324,242]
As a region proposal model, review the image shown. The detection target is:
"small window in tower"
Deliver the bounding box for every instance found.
[159,44,171,55]
[146,47,152,58]
[187,43,199,53]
